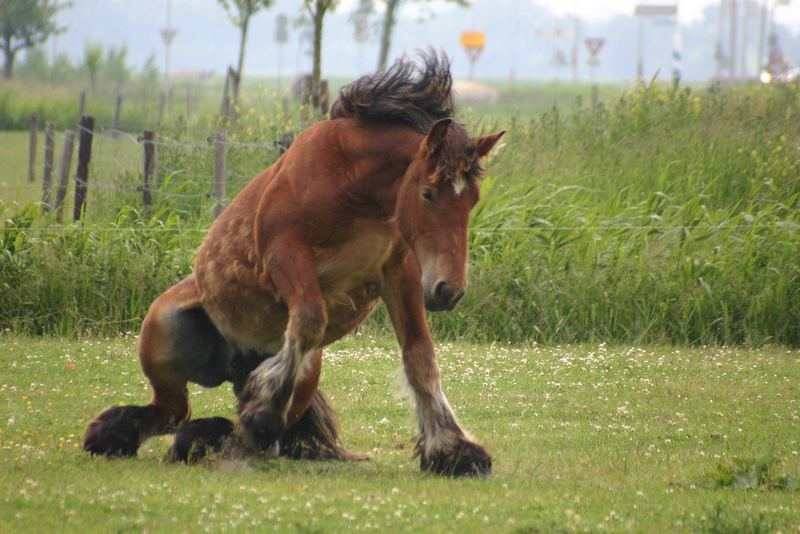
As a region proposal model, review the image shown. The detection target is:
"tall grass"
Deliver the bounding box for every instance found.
[1,81,799,344]
[429,81,800,345]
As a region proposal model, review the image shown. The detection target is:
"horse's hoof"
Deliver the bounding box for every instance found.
[238,403,286,452]
[167,417,235,464]
[82,405,148,457]
[421,439,492,477]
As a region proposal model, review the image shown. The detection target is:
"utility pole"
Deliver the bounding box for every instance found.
[571,15,581,83]
[672,26,683,84]
[729,0,738,80]
[715,0,727,78]
[160,0,177,83]
[740,1,749,79]
[637,16,644,81]
[757,0,767,74]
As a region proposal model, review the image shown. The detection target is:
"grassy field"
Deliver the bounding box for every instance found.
[1,333,798,532]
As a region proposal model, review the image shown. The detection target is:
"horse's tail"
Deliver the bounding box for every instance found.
[329,50,454,134]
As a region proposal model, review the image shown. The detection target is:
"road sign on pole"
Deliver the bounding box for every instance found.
[584,37,605,81]
[460,31,486,80]
[584,37,605,58]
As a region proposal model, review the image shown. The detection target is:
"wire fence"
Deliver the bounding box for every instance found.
[5,112,799,238]
[5,113,295,221]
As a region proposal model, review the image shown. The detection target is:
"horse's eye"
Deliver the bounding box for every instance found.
[421,187,435,202]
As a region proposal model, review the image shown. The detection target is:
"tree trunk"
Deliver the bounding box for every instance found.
[233,10,251,105]
[377,0,400,72]
[311,0,325,108]
[2,43,15,80]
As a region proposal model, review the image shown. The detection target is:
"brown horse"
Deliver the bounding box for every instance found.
[83,53,504,476]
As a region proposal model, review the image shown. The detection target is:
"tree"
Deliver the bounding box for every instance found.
[17,46,49,81]
[304,0,337,110]
[217,0,274,104]
[375,0,469,72]
[51,52,77,83]
[349,0,372,71]
[83,41,102,92]
[104,45,130,91]
[0,0,68,80]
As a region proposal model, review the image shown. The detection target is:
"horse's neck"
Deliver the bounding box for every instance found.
[344,124,422,215]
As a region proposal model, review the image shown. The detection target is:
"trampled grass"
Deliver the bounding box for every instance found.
[1,334,798,532]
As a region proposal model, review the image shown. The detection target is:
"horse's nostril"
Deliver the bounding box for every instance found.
[434,281,448,300]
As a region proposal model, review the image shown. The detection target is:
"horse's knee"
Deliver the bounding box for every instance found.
[288,301,327,351]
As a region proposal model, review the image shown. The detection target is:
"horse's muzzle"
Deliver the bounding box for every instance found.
[424,281,465,312]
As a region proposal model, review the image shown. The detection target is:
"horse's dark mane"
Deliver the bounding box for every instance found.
[330,52,455,134]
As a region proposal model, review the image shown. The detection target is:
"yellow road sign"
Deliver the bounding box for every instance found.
[460,31,486,51]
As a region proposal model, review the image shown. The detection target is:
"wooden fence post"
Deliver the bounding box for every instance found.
[41,122,55,211]
[28,112,39,183]
[213,130,227,218]
[142,130,155,214]
[158,92,166,123]
[112,93,122,137]
[220,72,231,119]
[78,91,86,123]
[591,84,599,109]
[54,130,75,222]
[73,115,95,222]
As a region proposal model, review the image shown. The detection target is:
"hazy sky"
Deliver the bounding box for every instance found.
[385,0,800,29]
[56,0,800,80]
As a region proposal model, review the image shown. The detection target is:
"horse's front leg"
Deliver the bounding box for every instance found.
[381,254,491,477]
[236,235,327,453]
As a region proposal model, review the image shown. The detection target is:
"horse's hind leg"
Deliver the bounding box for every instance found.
[82,348,190,457]
[83,277,215,457]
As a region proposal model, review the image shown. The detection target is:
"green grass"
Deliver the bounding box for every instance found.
[1,334,798,531]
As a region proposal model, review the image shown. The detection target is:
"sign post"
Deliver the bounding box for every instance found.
[584,37,605,107]
[584,37,605,82]
[460,31,485,80]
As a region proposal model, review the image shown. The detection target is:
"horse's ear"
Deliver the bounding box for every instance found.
[423,117,453,156]
[474,130,506,160]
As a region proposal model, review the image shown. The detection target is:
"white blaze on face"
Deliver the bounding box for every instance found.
[452,177,466,196]
[420,254,445,297]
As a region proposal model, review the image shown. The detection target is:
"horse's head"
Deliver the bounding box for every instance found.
[397,118,504,311]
